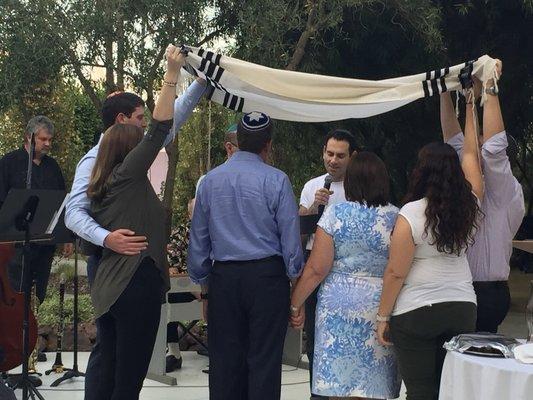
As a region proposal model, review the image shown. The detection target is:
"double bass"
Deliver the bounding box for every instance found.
[0,243,38,372]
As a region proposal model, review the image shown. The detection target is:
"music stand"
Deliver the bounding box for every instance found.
[48,237,86,387]
[0,189,67,400]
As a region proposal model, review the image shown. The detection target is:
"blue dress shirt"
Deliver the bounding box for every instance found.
[64,80,205,246]
[188,151,304,285]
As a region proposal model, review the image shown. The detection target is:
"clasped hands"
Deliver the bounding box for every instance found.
[289,305,305,329]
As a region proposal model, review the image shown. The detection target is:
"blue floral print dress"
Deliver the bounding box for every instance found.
[313,201,401,398]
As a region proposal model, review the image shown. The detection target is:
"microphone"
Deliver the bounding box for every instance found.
[317,174,333,217]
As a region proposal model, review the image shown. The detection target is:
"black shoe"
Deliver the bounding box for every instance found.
[165,355,182,372]
[37,352,47,362]
[197,348,209,357]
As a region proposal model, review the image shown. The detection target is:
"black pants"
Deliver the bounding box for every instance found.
[473,281,510,333]
[167,292,197,343]
[8,244,55,304]
[84,257,162,400]
[208,256,290,400]
[390,302,476,400]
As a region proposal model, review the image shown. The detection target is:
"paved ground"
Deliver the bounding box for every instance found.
[10,351,318,400]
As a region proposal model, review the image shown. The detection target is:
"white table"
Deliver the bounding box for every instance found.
[439,350,533,400]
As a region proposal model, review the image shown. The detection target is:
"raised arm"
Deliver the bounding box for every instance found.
[165,78,206,147]
[461,89,484,201]
[120,45,187,178]
[440,91,462,142]
[153,46,185,121]
[479,59,522,207]
[483,59,505,142]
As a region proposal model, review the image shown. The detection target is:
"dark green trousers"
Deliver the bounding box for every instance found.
[390,301,476,400]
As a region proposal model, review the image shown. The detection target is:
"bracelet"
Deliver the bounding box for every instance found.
[290,305,299,314]
[376,313,390,322]
[163,80,177,87]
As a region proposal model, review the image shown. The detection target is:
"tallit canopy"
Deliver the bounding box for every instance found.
[182,46,498,122]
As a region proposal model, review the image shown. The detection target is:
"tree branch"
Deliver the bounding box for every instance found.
[286,0,322,71]
[194,27,225,47]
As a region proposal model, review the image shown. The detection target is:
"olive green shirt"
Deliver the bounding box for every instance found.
[90,120,172,318]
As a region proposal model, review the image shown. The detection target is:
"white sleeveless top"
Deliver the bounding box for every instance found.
[392,198,477,316]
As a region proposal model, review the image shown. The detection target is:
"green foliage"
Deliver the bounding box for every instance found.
[172,96,237,225]
[0,78,104,186]
[0,0,531,219]
[52,262,77,282]
[39,288,94,326]
[0,0,65,113]
[70,82,104,152]
[206,0,533,211]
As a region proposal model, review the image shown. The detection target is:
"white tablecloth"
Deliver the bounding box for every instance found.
[439,350,533,400]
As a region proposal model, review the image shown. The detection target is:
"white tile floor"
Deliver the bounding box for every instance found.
[9,351,406,400]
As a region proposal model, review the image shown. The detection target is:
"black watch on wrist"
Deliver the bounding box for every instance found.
[200,293,208,300]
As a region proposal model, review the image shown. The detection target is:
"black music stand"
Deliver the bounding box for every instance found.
[0,189,67,400]
[48,237,86,387]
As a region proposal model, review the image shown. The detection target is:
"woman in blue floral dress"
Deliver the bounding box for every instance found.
[291,152,401,399]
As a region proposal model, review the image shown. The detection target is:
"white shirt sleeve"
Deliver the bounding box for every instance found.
[166,80,205,146]
[299,180,315,209]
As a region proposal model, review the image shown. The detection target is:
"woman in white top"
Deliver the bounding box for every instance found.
[376,81,484,400]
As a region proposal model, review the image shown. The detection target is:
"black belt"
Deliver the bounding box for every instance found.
[214,255,282,266]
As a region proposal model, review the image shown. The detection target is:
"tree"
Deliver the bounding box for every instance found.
[0,0,228,235]
[208,0,532,212]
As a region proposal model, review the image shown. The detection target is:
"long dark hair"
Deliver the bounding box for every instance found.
[344,151,390,207]
[403,142,480,255]
[87,124,143,202]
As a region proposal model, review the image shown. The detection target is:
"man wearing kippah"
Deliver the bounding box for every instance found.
[188,111,304,400]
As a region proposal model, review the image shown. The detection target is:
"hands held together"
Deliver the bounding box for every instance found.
[289,305,305,329]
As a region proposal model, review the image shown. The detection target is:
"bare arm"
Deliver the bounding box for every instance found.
[377,216,415,345]
[119,45,187,179]
[462,99,484,201]
[290,228,334,310]
[483,59,505,142]
[153,45,186,121]
[440,91,462,141]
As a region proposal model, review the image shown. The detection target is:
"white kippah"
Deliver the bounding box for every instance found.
[241,111,271,131]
